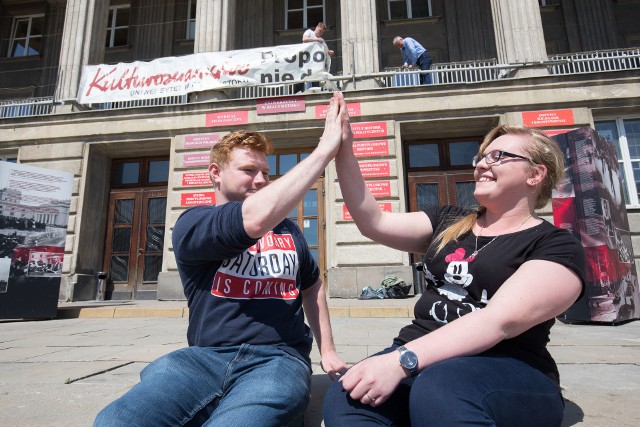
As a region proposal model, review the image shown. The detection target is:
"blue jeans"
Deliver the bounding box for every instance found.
[323,347,564,427]
[94,344,311,427]
[417,53,432,85]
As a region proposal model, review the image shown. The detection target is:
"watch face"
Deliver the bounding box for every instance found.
[400,349,418,369]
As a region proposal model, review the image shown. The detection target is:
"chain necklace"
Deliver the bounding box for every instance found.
[470,215,532,259]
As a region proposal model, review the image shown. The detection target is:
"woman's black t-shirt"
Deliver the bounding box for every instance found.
[395,205,586,384]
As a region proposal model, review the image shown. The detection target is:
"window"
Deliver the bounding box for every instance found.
[286,0,325,30]
[388,0,432,20]
[106,4,130,48]
[595,118,640,206]
[267,151,312,178]
[187,0,197,39]
[111,158,169,187]
[405,139,480,171]
[0,155,18,163]
[8,15,45,57]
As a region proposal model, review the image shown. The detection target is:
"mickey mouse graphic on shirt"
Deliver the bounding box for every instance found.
[423,247,487,324]
[439,248,474,301]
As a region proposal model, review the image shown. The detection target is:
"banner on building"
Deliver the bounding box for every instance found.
[0,162,73,319]
[551,127,640,323]
[77,43,331,104]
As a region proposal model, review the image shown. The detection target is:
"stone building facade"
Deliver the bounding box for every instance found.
[0,0,639,301]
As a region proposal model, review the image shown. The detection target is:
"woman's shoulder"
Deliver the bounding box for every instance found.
[525,220,585,256]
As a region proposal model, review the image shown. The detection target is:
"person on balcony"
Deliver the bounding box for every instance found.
[303,21,335,58]
[297,22,335,93]
[93,93,349,427]
[323,117,586,426]
[393,36,433,85]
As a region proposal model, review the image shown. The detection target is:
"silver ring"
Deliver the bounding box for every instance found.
[366,393,375,402]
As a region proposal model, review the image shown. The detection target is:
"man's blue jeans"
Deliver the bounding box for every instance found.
[417,53,433,85]
[94,344,311,427]
[323,347,564,427]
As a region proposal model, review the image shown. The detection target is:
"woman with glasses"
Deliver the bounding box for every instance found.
[324,122,586,426]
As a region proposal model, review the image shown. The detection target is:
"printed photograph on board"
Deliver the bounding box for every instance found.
[0,161,73,319]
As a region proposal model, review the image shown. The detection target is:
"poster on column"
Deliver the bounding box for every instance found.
[0,162,73,319]
[551,127,640,323]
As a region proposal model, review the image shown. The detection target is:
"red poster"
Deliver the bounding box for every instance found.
[352,121,388,138]
[366,180,391,198]
[256,96,305,114]
[343,202,392,221]
[315,102,361,119]
[359,161,390,178]
[353,140,389,158]
[184,133,222,149]
[181,192,216,206]
[206,110,249,127]
[522,109,574,127]
[183,153,210,168]
[182,172,212,187]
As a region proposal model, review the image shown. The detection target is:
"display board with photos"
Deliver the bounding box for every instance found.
[0,162,73,319]
[552,127,640,323]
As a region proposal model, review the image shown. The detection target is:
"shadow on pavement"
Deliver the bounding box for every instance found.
[305,374,331,427]
[562,398,585,426]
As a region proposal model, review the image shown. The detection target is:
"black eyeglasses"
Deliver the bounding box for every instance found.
[472,150,533,167]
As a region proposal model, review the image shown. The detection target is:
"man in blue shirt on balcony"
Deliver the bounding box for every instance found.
[393,36,432,85]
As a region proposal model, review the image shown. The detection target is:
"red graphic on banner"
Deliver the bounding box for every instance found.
[181,192,216,206]
[522,109,574,127]
[352,121,388,138]
[359,161,390,178]
[184,133,222,149]
[183,153,210,168]
[353,140,389,157]
[343,202,392,221]
[315,102,361,119]
[257,96,305,114]
[182,172,212,187]
[366,181,391,198]
[206,111,249,127]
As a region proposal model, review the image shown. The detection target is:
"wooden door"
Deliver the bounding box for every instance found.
[103,189,167,299]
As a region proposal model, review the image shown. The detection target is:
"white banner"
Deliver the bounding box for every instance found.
[77,43,331,104]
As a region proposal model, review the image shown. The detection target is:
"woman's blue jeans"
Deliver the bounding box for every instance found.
[94,344,311,427]
[323,347,564,427]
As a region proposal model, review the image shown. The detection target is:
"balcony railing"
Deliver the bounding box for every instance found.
[92,94,188,110]
[548,48,640,75]
[0,96,54,118]
[1,48,639,118]
[379,58,508,88]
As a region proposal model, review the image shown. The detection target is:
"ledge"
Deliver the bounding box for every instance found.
[381,16,442,27]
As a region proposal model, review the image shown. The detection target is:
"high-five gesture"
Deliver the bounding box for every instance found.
[317,91,348,158]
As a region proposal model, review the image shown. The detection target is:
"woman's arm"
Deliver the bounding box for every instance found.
[339,259,583,406]
[335,115,433,253]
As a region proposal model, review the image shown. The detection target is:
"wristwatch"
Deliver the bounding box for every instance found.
[397,345,419,376]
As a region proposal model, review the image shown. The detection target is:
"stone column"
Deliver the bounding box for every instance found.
[55,0,108,107]
[340,0,380,89]
[490,0,548,77]
[194,0,235,53]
